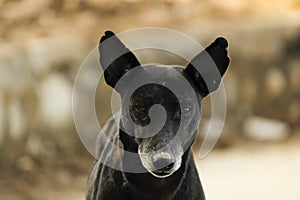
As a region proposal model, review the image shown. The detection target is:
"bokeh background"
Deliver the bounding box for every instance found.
[0,0,300,199]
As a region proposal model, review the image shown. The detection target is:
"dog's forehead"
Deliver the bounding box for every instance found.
[126,65,199,103]
[140,64,184,83]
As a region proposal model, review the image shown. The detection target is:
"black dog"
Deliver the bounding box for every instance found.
[86,30,229,200]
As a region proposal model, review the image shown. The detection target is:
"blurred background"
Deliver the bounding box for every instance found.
[0,0,300,199]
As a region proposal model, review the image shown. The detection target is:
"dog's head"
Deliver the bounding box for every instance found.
[99,30,229,178]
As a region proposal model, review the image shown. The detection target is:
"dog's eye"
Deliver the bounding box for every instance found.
[182,107,192,114]
[134,104,146,113]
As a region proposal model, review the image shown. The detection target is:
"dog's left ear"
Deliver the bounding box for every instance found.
[99,30,140,88]
[183,37,230,97]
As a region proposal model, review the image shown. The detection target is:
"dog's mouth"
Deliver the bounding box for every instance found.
[144,157,182,179]
[138,148,183,179]
[151,172,173,178]
[150,162,175,178]
[150,169,174,178]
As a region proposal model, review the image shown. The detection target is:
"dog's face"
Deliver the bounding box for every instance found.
[99,31,229,178]
[117,66,202,178]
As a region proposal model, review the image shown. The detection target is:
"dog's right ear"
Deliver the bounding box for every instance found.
[99,30,140,88]
[183,37,230,97]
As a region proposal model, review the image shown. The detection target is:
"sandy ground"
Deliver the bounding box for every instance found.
[196,143,300,200]
[1,143,300,200]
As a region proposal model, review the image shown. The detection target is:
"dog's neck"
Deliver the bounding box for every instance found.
[118,129,192,198]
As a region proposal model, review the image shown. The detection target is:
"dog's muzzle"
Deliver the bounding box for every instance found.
[152,153,175,177]
[139,150,182,178]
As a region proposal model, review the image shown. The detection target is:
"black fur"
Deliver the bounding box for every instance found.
[86,30,230,200]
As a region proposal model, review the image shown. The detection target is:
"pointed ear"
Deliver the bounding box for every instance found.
[183,37,230,97]
[99,30,140,88]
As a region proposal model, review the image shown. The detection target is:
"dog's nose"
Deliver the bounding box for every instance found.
[153,158,175,172]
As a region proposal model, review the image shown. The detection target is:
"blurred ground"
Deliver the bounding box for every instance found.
[0,0,300,199]
[2,136,300,200]
[198,136,300,200]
